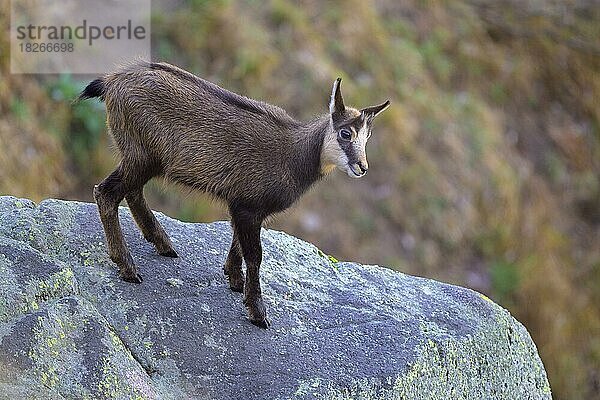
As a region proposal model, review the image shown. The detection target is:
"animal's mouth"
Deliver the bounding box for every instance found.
[348,163,366,178]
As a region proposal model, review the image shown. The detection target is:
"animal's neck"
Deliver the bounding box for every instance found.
[287,115,330,190]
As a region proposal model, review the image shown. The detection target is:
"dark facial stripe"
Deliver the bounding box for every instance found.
[337,136,358,164]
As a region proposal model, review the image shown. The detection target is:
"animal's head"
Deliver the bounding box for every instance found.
[321,78,390,178]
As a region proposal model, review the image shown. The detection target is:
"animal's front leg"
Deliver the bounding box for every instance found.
[224,225,244,293]
[231,208,269,328]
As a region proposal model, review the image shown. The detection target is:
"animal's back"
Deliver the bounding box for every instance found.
[101,61,299,207]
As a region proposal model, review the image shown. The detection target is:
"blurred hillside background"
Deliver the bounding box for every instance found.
[1,0,599,398]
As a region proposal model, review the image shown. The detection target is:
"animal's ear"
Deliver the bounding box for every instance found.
[329,78,345,116]
[361,100,390,119]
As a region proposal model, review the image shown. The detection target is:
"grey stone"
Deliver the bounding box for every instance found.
[0,196,551,399]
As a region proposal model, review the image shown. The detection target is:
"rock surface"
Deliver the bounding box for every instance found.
[0,196,551,399]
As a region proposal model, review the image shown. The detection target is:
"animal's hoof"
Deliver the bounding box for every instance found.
[250,317,271,329]
[122,272,143,284]
[245,296,268,328]
[160,249,178,258]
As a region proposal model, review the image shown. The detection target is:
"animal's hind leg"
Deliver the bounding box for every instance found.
[94,165,142,283]
[223,225,244,293]
[126,187,177,258]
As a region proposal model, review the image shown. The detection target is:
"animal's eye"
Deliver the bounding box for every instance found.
[339,129,352,140]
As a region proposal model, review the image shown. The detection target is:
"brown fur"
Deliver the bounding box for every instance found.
[80,60,389,328]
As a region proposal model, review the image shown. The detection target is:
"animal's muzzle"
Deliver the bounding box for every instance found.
[358,160,368,174]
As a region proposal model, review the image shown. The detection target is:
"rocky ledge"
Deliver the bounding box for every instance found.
[0,196,551,399]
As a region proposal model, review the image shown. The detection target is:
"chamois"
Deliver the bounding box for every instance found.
[79,60,390,328]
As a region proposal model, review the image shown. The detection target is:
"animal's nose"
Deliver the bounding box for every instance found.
[358,160,369,174]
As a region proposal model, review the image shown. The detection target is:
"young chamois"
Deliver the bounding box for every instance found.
[79,60,390,328]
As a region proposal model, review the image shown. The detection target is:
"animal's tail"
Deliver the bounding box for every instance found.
[78,78,106,101]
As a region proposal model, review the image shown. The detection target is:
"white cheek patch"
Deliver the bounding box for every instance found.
[320,127,349,174]
[353,120,369,157]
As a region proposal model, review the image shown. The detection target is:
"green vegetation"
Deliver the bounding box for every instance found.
[1,1,599,398]
[47,75,106,181]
